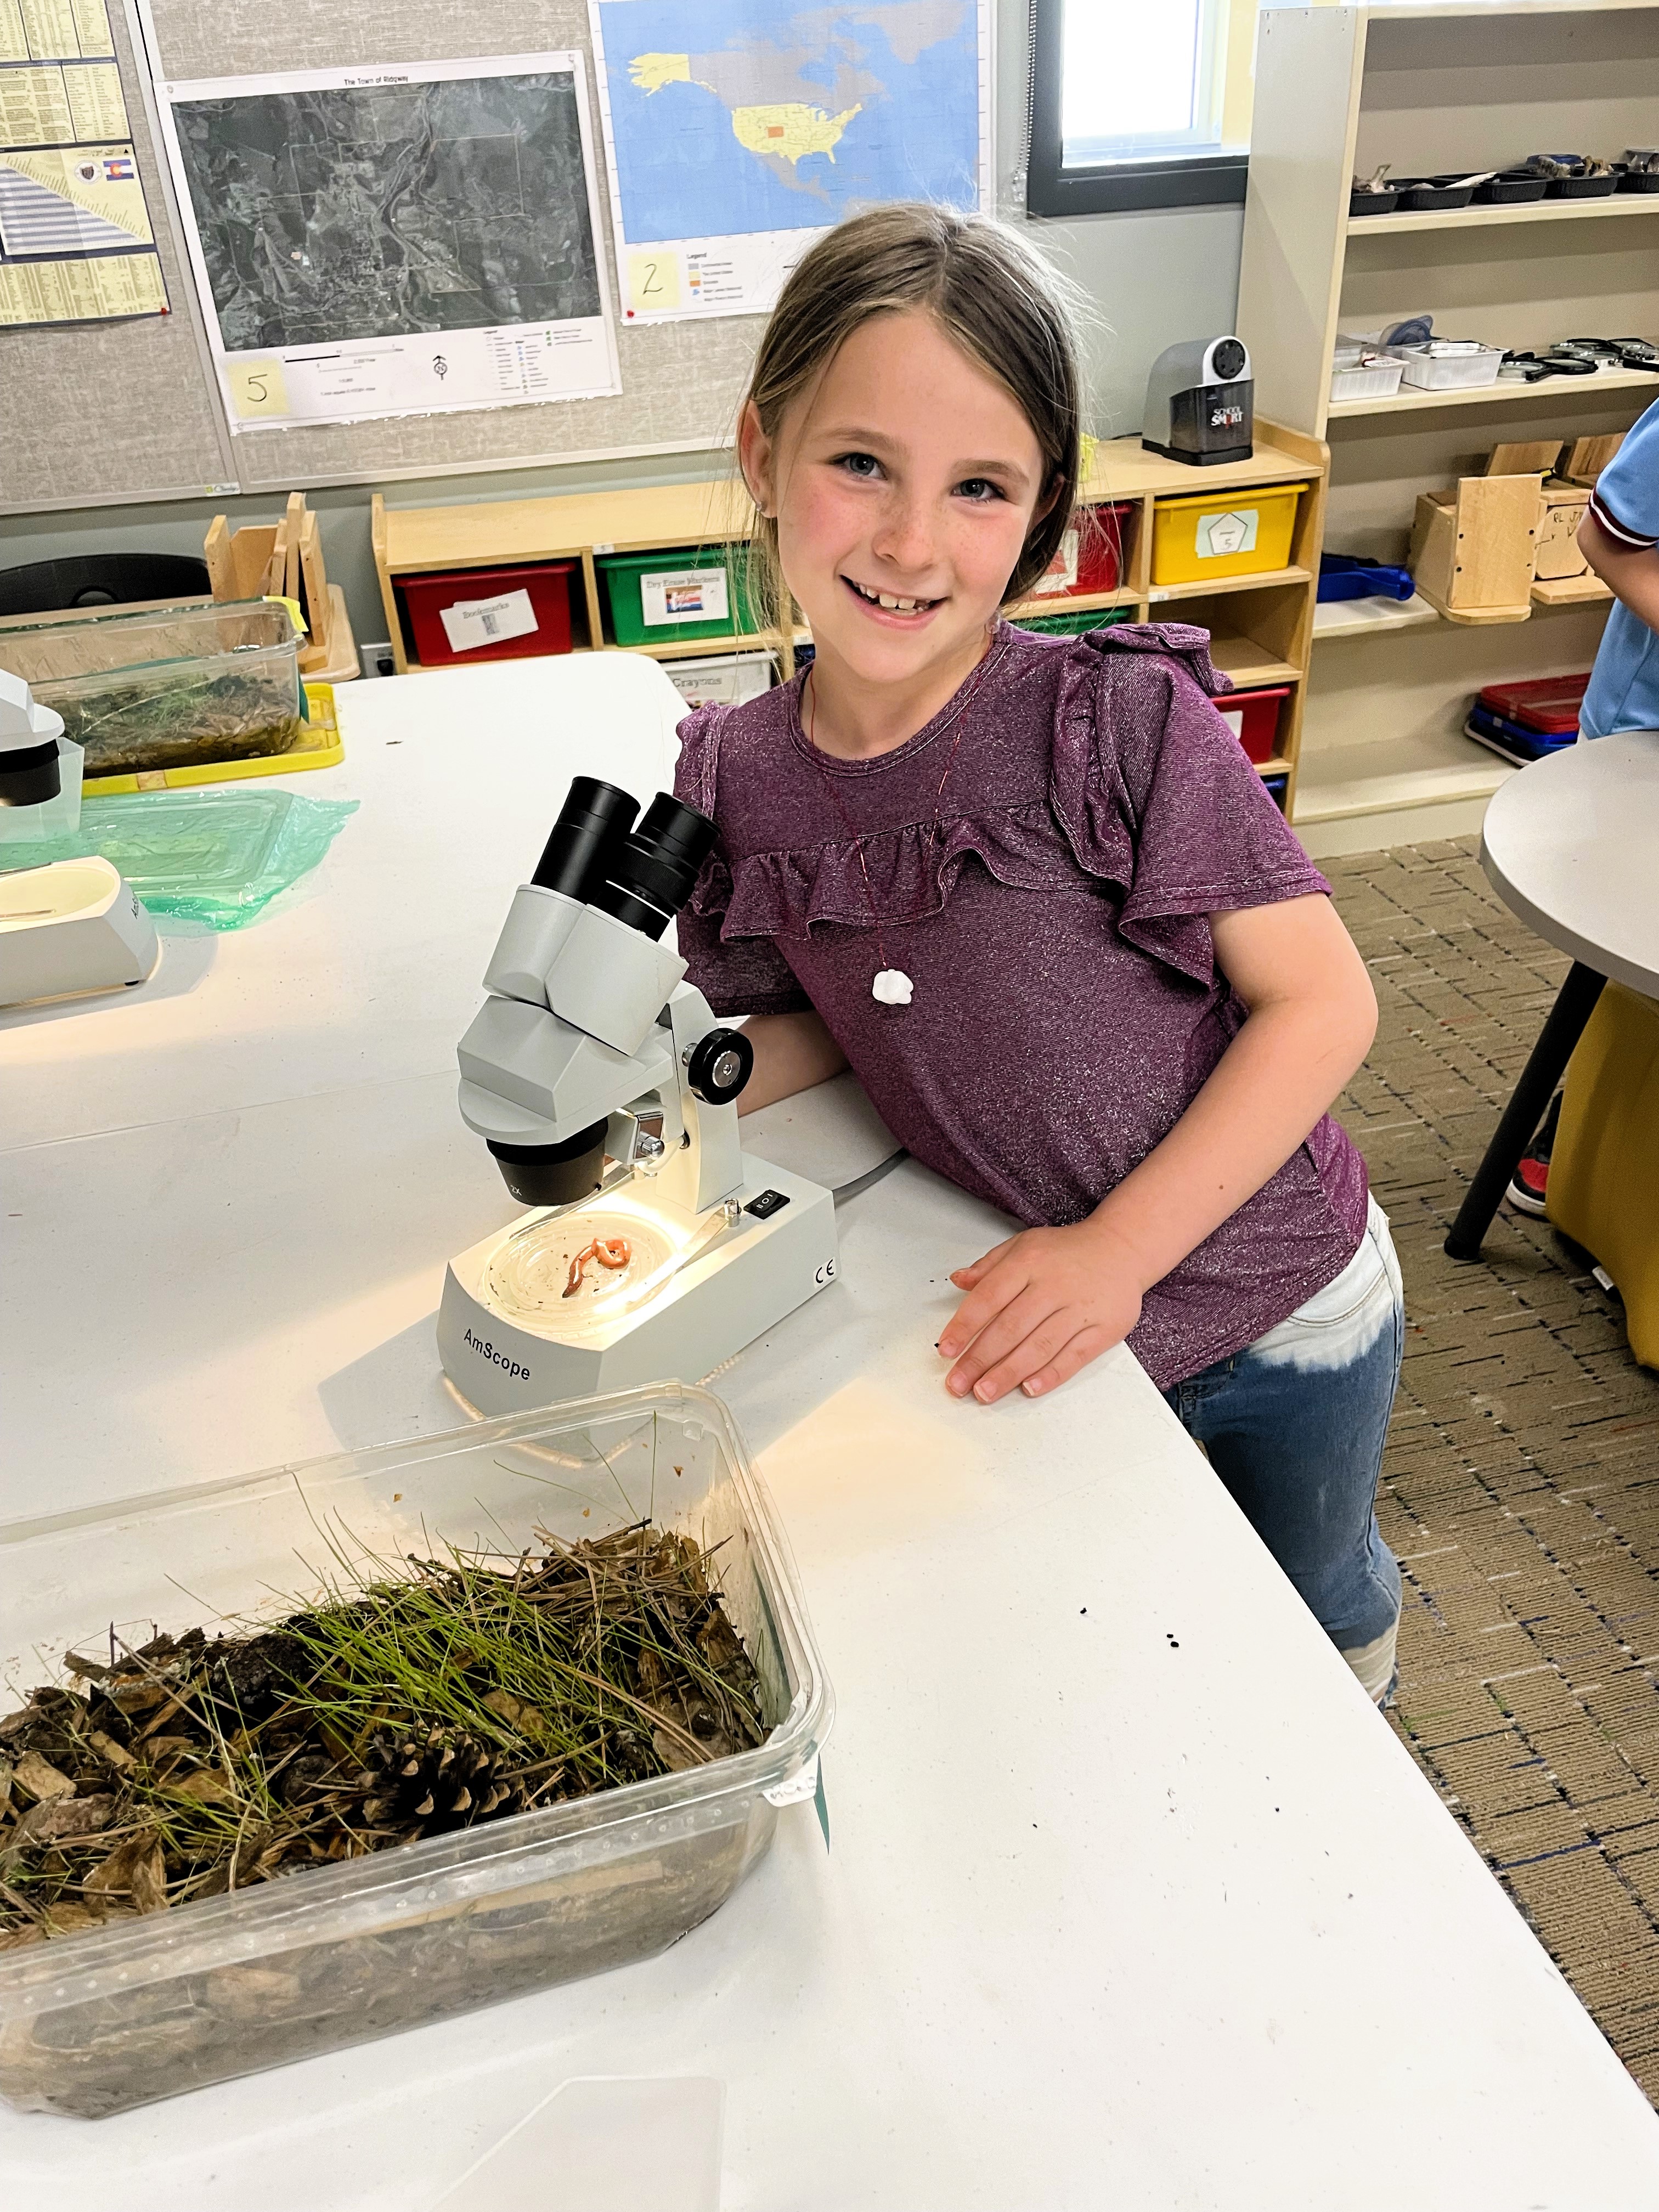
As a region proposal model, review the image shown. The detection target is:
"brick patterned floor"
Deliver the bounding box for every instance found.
[1327,838,1659,2101]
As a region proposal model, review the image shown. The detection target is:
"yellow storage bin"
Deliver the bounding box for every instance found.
[1150,481,1308,586]
[1549,980,1659,1371]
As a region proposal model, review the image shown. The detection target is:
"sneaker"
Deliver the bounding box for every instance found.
[1506,1092,1562,1217]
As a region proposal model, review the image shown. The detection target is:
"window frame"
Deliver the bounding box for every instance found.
[1024,0,1250,219]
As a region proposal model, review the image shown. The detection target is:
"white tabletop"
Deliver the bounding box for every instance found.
[4,657,1659,2209]
[1481,729,1659,997]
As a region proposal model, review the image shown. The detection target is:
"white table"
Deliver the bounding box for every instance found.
[5,658,1659,2209]
[1446,729,1659,1260]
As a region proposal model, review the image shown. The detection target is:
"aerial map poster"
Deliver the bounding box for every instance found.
[149,52,621,430]
[588,0,989,323]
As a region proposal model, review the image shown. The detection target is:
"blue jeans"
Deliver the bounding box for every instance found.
[1162,1197,1405,1702]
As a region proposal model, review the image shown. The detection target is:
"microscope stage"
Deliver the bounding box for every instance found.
[437,1154,837,1414]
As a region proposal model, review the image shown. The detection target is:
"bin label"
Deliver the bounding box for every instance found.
[641,566,729,626]
[1196,508,1258,558]
[1030,522,1080,596]
[441,587,539,653]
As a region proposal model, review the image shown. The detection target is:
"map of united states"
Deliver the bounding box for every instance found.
[597,0,979,240]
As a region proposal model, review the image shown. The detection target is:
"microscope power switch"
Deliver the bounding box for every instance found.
[687,1027,754,1105]
[744,1189,791,1220]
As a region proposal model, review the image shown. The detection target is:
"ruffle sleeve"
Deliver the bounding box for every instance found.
[673,701,812,1017]
[1048,623,1331,987]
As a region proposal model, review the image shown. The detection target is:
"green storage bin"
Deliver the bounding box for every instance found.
[1011,606,1131,637]
[598,546,766,644]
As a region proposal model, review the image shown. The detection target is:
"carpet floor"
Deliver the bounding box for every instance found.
[1328,837,1659,2102]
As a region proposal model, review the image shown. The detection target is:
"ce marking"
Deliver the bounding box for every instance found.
[815,1258,838,1286]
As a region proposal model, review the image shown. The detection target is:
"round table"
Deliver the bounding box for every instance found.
[1446,730,1659,1259]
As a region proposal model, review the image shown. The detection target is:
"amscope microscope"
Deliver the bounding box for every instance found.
[437,776,838,1415]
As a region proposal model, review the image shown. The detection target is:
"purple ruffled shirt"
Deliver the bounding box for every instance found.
[674,621,1367,1389]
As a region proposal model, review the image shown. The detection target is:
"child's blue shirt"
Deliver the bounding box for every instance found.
[1582,396,1659,737]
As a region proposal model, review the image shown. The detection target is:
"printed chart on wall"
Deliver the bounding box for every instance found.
[0,0,167,328]
[144,49,621,429]
[588,0,989,323]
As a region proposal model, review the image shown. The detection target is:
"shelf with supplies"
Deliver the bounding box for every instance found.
[1236,1,1654,852]
[1346,191,1659,240]
[370,422,1329,811]
[1327,367,1659,421]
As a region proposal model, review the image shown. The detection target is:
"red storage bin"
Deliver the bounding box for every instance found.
[1477,672,1589,735]
[400,561,577,667]
[1209,684,1290,765]
[1027,500,1133,599]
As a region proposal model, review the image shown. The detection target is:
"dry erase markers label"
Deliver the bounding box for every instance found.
[441,588,539,654]
[1196,509,1259,558]
[640,567,728,626]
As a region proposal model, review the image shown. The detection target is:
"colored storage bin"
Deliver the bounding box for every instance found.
[1209,683,1290,764]
[1025,500,1135,599]
[1150,483,1307,586]
[400,562,575,667]
[1012,607,1131,637]
[1551,981,1659,1368]
[598,548,764,645]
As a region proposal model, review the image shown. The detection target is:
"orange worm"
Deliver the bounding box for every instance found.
[563,1235,631,1298]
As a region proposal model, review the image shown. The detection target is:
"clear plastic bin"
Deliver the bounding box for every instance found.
[1330,338,1407,404]
[1396,340,1504,392]
[0,1384,832,2119]
[0,599,303,778]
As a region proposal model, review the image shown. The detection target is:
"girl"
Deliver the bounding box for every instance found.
[674,204,1404,1705]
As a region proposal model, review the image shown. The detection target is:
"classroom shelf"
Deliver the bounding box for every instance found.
[1004,585,1141,619]
[1147,566,1312,603]
[1345,192,1659,240]
[1328,367,1659,421]
[1312,592,1440,640]
[1531,571,1613,606]
[371,427,1330,816]
[1237,3,1646,845]
[1206,633,1303,686]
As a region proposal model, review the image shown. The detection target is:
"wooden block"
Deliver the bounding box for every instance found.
[298,509,330,644]
[229,524,277,599]
[1534,484,1591,582]
[262,516,290,600]
[203,515,236,601]
[1562,433,1626,487]
[1488,440,1562,479]
[1450,475,1542,612]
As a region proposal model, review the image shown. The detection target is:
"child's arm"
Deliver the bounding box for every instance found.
[1578,510,1659,630]
[736,1009,848,1115]
[938,891,1377,1404]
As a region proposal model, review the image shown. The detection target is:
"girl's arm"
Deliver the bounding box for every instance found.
[937,893,1378,1404]
[736,1008,848,1116]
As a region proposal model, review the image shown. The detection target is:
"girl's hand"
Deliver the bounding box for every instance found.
[937,1219,1146,1405]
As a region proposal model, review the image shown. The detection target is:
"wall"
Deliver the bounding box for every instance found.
[0,0,1245,653]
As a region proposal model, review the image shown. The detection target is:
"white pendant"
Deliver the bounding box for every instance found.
[872,968,913,1006]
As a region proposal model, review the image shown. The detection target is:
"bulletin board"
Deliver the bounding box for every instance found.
[0,0,777,509]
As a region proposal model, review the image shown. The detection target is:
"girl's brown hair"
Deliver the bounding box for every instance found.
[738,202,1086,629]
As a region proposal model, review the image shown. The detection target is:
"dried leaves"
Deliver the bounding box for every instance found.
[0,1522,765,1948]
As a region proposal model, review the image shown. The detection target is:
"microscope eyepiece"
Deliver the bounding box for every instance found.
[530,777,638,902]
[589,794,718,940]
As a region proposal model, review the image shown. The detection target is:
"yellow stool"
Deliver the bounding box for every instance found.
[1549,980,1659,1369]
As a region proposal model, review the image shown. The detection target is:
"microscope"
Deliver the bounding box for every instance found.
[437,776,838,1415]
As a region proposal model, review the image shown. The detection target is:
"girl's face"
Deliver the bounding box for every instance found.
[744,309,1052,692]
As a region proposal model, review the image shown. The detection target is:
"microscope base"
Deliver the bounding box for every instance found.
[437,1155,837,1416]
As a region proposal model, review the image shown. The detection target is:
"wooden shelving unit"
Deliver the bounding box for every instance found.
[1237,0,1659,855]
[371,422,1330,807]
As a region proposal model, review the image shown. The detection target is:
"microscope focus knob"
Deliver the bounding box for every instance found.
[686,1028,754,1106]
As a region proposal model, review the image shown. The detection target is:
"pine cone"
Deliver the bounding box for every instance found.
[355,1725,524,1835]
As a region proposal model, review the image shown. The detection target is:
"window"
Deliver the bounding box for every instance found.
[1026,0,1259,217]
